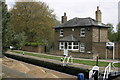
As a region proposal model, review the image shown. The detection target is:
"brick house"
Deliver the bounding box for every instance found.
[54,6,110,54]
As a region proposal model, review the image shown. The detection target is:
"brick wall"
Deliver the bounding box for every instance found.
[92,42,120,59]
[115,43,120,59]
[92,27,99,42]
[54,28,60,50]
[49,50,93,59]
[69,52,93,59]
[100,28,109,42]
[92,27,109,42]
[22,45,45,53]
[54,27,93,52]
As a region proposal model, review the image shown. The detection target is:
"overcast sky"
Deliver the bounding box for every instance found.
[6,0,119,30]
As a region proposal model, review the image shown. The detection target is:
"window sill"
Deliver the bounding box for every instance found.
[60,36,63,37]
[80,51,85,53]
[80,36,85,38]
[59,49,79,50]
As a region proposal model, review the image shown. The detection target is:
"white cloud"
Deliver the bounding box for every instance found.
[118,1,120,23]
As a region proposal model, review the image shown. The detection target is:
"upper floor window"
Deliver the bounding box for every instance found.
[80,28,85,37]
[60,29,63,37]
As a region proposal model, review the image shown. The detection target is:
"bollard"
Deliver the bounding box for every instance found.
[96,56,98,66]
[77,73,84,80]
[61,58,63,62]
[22,52,25,55]
[89,66,99,80]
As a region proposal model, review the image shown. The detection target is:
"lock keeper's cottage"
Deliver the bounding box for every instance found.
[53,6,120,59]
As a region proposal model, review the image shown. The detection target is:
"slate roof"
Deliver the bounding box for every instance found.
[59,35,80,42]
[55,17,110,28]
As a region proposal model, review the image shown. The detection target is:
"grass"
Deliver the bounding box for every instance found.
[73,59,109,67]
[12,51,61,60]
[12,51,120,67]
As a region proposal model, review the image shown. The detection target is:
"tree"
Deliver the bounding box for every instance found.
[2,2,11,52]
[107,23,120,42]
[107,23,117,42]
[2,1,26,52]
[116,23,120,42]
[10,1,59,47]
[10,31,27,49]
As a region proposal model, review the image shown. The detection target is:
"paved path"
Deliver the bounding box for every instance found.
[5,51,120,79]
[6,50,120,73]
[14,50,119,63]
[2,65,34,78]
[2,57,77,79]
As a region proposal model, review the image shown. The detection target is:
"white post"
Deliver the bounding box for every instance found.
[64,49,68,56]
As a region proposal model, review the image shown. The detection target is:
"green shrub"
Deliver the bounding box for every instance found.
[24,42,44,47]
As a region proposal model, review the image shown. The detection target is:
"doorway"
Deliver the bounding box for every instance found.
[65,42,67,49]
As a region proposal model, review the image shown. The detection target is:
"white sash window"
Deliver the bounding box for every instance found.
[80,43,85,52]
[59,42,79,50]
[80,28,85,37]
[60,29,63,37]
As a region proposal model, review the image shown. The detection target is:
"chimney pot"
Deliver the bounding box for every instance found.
[97,6,99,10]
[61,12,67,23]
[64,12,66,16]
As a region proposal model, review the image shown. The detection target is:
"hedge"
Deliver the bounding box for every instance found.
[24,42,44,47]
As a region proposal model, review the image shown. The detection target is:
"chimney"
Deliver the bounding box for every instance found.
[61,12,67,23]
[95,6,102,24]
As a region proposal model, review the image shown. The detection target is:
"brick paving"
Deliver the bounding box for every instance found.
[1,57,77,79]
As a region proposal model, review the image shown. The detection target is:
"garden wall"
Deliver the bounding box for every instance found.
[48,50,93,59]
[22,45,45,53]
[92,42,120,59]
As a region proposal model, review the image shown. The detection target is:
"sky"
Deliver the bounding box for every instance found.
[6,0,119,31]
[118,1,120,23]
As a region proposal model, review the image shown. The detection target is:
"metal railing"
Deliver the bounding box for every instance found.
[103,61,120,80]
[112,61,120,69]
[103,63,111,80]
[62,56,73,66]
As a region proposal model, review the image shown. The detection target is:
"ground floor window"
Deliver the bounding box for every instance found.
[59,42,79,50]
[73,42,79,49]
[59,42,64,50]
[80,43,85,52]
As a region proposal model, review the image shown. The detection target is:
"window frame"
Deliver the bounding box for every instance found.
[68,42,72,50]
[80,43,85,52]
[60,29,63,37]
[59,42,64,50]
[59,42,79,50]
[73,42,79,50]
[80,28,85,37]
